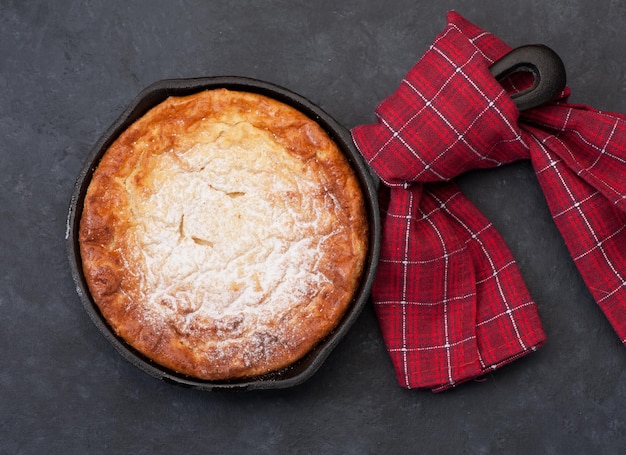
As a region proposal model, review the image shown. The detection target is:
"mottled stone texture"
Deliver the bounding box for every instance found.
[1,1,625,453]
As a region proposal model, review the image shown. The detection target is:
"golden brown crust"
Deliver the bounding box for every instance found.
[79,89,368,380]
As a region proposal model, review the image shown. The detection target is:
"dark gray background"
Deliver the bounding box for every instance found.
[2,1,625,453]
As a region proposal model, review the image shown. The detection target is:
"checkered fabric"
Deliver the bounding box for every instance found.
[352,11,626,391]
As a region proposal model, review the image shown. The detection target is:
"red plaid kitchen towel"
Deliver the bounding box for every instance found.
[352,11,626,391]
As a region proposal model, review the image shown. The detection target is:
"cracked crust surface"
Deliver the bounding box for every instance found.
[79,89,368,380]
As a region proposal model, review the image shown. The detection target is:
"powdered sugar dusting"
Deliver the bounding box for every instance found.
[127,121,340,337]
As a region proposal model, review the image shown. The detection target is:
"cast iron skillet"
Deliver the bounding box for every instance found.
[66,76,382,390]
[66,45,565,390]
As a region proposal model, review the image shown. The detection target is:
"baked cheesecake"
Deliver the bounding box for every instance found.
[78,88,368,380]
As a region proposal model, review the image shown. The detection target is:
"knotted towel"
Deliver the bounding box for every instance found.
[352,11,626,391]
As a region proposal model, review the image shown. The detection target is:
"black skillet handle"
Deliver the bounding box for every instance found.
[489,44,567,112]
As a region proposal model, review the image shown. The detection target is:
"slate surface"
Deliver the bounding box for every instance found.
[1,1,625,453]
